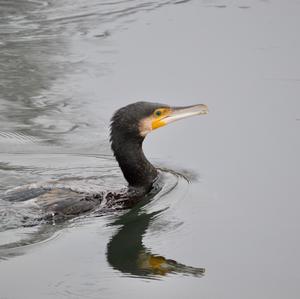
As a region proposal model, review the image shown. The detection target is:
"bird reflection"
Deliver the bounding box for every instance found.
[106,197,205,278]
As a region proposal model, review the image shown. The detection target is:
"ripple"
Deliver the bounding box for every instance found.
[0,165,186,259]
[0,131,43,144]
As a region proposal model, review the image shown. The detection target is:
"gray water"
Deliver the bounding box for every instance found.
[0,0,300,298]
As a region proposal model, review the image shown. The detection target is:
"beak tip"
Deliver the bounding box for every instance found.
[198,104,209,115]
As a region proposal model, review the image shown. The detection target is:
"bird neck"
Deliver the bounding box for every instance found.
[111,135,158,194]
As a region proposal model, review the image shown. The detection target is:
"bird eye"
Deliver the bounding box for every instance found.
[155,110,162,117]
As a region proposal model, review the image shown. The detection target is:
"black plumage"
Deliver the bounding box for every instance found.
[110,102,169,195]
[26,101,207,219]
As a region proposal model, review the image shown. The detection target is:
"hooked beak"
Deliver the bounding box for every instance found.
[152,104,208,130]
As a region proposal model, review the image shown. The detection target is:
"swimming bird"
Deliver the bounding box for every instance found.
[0,102,208,274]
[6,101,208,221]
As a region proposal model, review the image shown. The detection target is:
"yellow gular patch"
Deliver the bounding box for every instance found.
[151,108,171,130]
[139,108,171,136]
[149,256,166,269]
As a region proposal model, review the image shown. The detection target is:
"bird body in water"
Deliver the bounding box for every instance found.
[1,101,208,277]
[11,101,208,220]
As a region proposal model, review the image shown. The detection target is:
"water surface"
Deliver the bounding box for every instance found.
[0,0,300,298]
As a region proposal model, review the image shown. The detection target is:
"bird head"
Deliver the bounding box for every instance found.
[110,101,208,141]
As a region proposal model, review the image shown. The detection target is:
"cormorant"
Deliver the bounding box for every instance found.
[8,101,208,220]
[1,102,208,273]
